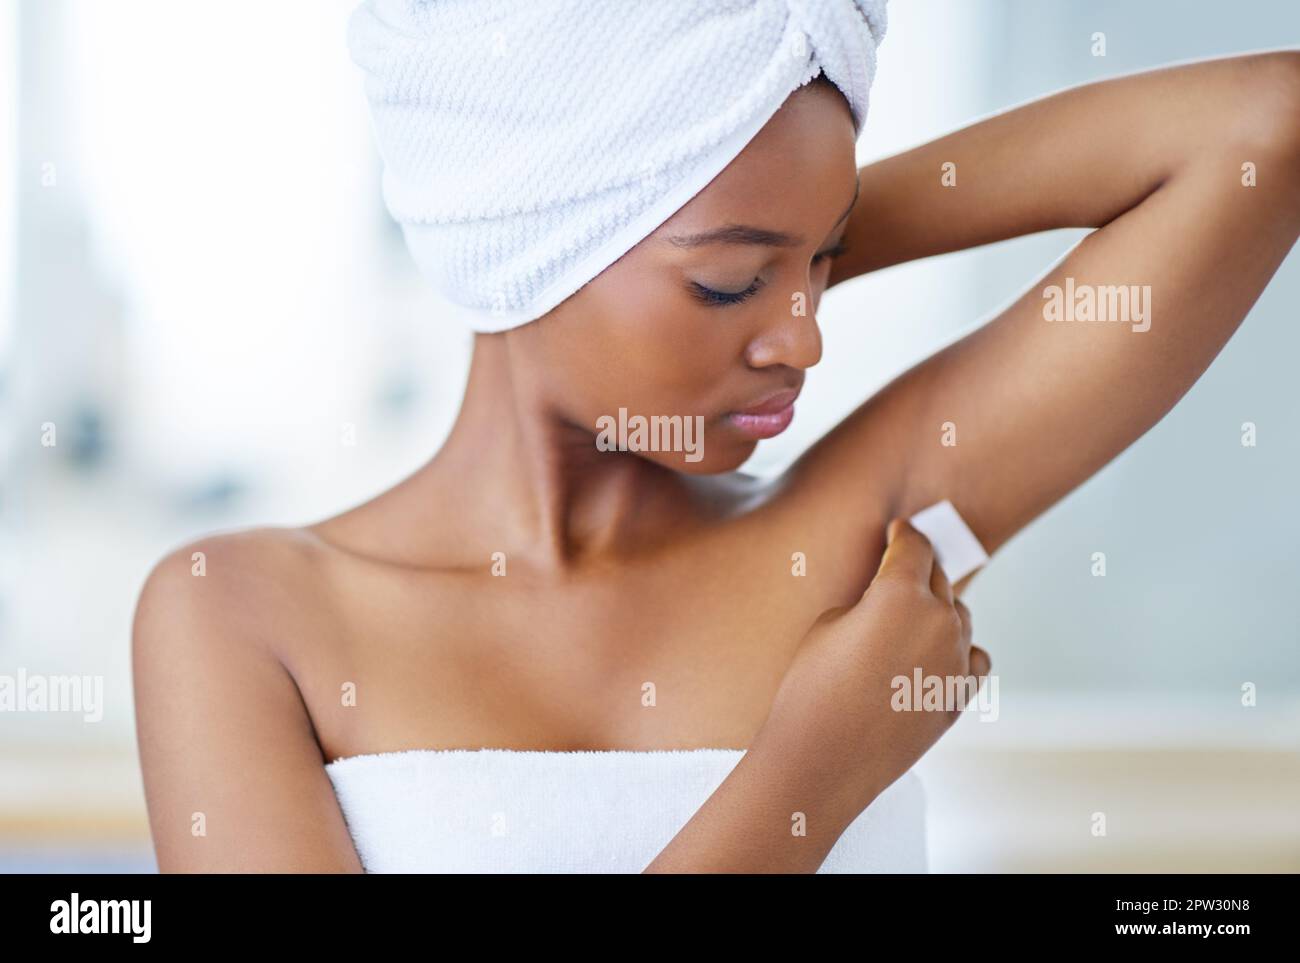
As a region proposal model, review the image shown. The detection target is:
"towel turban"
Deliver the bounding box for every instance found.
[348,0,888,332]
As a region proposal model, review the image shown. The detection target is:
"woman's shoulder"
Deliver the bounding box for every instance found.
[132,524,343,671]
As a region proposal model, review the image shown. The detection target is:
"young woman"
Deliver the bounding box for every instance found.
[131,0,1300,872]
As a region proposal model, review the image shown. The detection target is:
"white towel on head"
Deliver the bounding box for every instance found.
[348,0,888,332]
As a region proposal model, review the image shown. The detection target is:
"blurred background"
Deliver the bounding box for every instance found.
[1,0,1296,872]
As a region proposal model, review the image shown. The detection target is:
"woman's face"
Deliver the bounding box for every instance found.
[513,81,859,474]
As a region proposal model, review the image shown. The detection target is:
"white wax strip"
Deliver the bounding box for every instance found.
[907,499,989,584]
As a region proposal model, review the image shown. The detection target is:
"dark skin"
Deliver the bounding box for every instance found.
[133,53,1300,871]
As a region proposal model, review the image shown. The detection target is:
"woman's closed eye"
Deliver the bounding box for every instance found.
[689,277,766,306]
[815,239,850,264]
[688,240,852,308]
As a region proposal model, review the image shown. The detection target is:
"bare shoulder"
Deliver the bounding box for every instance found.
[133,524,339,669]
[132,526,363,871]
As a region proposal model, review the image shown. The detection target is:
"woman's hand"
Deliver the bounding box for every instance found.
[755,516,991,820]
[645,519,988,873]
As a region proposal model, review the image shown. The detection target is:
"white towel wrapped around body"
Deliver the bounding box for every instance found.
[347,0,888,331]
[325,747,926,873]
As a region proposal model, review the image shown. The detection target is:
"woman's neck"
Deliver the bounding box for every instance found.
[407,333,703,568]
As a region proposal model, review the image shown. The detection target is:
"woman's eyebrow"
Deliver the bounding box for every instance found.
[662,174,860,250]
[664,223,802,249]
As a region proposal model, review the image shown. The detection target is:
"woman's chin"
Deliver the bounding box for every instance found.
[644,442,758,475]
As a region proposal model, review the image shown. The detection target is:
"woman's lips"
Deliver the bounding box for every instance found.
[727,387,800,440]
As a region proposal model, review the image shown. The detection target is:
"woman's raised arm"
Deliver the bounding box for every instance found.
[795,52,1300,564]
[830,51,1300,280]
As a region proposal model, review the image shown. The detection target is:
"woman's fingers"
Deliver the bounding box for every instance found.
[876,517,935,587]
[881,516,953,604]
[872,522,990,697]
[930,550,954,604]
[953,600,991,678]
[954,599,994,709]
[954,598,972,648]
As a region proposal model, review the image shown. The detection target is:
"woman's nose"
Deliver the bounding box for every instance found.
[744,288,824,370]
